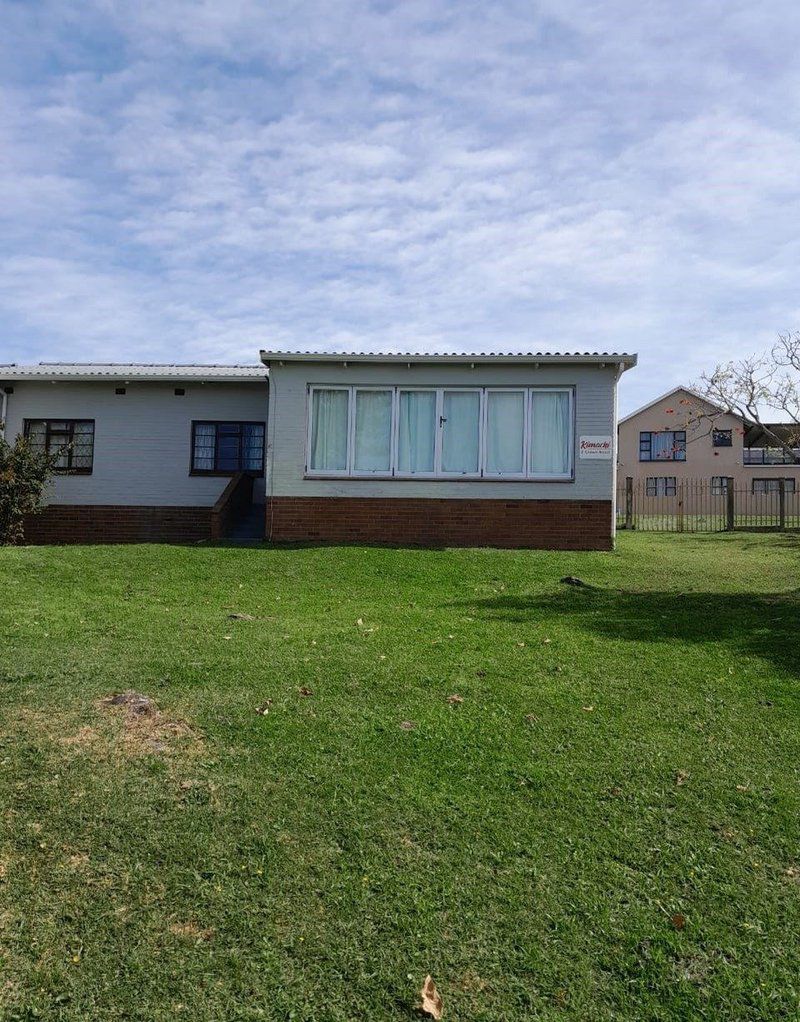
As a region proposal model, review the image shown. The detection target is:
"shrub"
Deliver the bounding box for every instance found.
[0,433,58,544]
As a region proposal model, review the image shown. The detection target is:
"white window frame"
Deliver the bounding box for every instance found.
[304,384,575,481]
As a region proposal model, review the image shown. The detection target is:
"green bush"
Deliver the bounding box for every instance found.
[0,433,58,544]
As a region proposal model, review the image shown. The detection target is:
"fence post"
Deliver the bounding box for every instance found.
[726,478,735,531]
[779,478,786,531]
[677,480,685,532]
[625,476,633,530]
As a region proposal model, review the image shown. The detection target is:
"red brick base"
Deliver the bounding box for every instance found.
[266,497,613,550]
[23,505,213,545]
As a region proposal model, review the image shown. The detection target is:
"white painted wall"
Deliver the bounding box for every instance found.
[266,361,620,501]
[2,380,269,506]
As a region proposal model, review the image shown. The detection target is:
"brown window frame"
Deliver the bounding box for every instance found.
[190,421,266,476]
[23,419,95,475]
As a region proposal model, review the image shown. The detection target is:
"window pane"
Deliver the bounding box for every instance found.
[441,392,480,474]
[650,432,674,460]
[242,424,264,470]
[530,391,570,475]
[354,391,392,472]
[485,391,524,474]
[310,389,349,472]
[398,391,436,474]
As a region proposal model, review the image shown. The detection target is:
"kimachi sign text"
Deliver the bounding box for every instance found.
[579,436,613,459]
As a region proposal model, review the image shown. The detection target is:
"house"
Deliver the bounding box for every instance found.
[0,362,268,543]
[260,349,636,549]
[617,385,800,498]
[2,349,636,549]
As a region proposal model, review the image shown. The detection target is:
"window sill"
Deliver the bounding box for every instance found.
[190,470,264,477]
[303,473,575,483]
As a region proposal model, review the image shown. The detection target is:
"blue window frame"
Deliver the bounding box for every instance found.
[639,430,686,462]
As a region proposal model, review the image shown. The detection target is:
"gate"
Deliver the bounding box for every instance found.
[616,476,800,533]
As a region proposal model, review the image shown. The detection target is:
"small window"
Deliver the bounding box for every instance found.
[645,476,677,497]
[752,478,796,494]
[24,419,94,474]
[640,431,686,462]
[712,429,732,447]
[711,476,729,495]
[191,422,265,474]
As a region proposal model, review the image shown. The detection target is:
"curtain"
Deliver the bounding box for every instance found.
[486,391,524,474]
[441,391,480,474]
[354,391,392,472]
[530,391,570,475]
[398,391,435,473]
[193,423,216,471]
[311,389,349,471]
[651,432,674,460]
[243,424,265,470]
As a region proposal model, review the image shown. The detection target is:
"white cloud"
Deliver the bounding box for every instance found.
[1,1,800,412]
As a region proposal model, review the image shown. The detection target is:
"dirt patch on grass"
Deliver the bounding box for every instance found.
[98,691,202,757]
[169,921,214,941]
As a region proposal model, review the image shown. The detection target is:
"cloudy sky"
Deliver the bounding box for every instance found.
[2,1,799,412]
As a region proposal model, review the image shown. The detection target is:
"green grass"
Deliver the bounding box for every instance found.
[1,533,799,1021]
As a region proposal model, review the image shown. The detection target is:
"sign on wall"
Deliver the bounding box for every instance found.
[579,436,613,459]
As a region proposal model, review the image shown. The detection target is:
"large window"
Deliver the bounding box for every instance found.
[639,431,686,461]
[645,476,677,497]
[307,385,574,480]
[24,419,94,474]
[752,478,796,494]
[191,422,265,474]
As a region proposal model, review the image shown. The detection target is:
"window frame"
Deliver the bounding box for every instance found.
[712,428,732,447]
[23,418,95,475]
[752,477,796,494]
[639,430,687,462]
[190,420,266,476]
[304,384,575,482]
[710,476,729,496]
[645,476,677,497]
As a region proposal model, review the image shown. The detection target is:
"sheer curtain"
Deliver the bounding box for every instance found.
[310,389,349,471]
[398,391,435,473]
[530,391,570,475]
[651,432,673,460]
[441,391,480,474]
[354,390,392,472]
[486,391,524,474]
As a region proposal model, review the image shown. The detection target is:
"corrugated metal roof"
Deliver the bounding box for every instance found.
[260,349,637,367]
[0,362,267,382]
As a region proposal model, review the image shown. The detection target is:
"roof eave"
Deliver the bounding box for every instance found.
[259,350,637,369]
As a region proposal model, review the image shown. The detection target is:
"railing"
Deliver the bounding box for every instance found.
[210,472,254,540]
[743,447,800,465]
[617,476,800,533]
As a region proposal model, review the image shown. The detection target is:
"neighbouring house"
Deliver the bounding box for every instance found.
[617,385,800,499]
[260,349,636,549]
[0,363,268,543]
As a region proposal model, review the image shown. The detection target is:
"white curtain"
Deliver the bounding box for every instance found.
[311,389,348,471]
[651,432,673,460]
[486,391,524,474]
[354,390,391,472]
[441,391,480,474]
[398,391,435,473]
[530,391,570,475]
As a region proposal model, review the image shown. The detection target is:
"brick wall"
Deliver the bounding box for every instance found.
[266,497,613,550]
[23,505,212,545]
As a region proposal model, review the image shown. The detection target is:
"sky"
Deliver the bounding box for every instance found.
[2,1,800,414]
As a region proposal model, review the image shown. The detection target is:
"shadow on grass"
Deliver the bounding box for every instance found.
[457,589,800,679]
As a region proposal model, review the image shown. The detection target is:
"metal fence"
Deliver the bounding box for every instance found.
[616,476,800,533]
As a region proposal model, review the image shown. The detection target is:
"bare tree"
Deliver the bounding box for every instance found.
[700,332,800,463]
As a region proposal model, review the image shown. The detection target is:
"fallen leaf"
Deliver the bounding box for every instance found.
[419,975,443,1020]
[255,701,273,715]
[736,784,750,792]
[298,686,313,697]
[542,638,552,644]
[524,713,538,725]
[581,705,594,712]
[675,771,690,786]
[228,613,255,621]
[784,866,800,880]
[671,913,686,931]
[356,618,364,626]
[447,694,464,705]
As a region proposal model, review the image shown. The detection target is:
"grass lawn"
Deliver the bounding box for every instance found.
[1,532,799,1021]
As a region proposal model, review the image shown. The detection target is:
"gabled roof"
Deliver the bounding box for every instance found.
[0,362,267,383]
[260,349,637,368]
[619,386,736,425]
